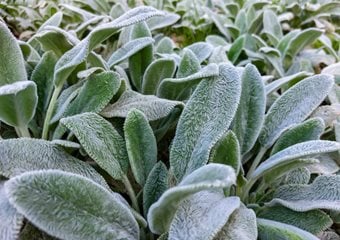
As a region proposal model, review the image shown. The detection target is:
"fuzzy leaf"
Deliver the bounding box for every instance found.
[143,162,168,217]
[0,181,24,240]
[147,164,236,234]
[268,175,340,211]
[257,218,319,240]
[142,58,176,95]
[53,6,163,87]
[265,72,312,95]
[60,113,128,180]
[257,206,332,235]
[0,21,27,86]
[5,170,139,240]
[146,13,180,31]
[107,37,154,67]
[63,71,121,117]
[0,81,37,128]
[284,28,323,60]
[263,9,282,45]
[259,74,334,148]
[169,191,240,240]
[251,140,340,180]
[186,42,213,63]
[128,21,153,91]
[157,64,219,100]
[31,51,58,121]
[209,131,241,175]
[124,109,157,186]
[170,63,241,181]
[101,90,184,121]
[214,205,257,240]
[177,49,201,78]
[156,37,175,54]
[233,64,266,154]
[228,35,245,64]
[271,118,325,155]
[0,138,108,187]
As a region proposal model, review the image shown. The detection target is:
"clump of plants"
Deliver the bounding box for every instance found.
[0,2,340,240]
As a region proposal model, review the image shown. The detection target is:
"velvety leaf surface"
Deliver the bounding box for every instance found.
[257,218,319,240]
[101,90,184,121]
[257,206,332,234]
[176,49,200,78]
[157,64,219,100]
[268,175,340,211]
[0,81,37,128]
[169,191,240,240]
[5,170,139,240]
[259,75,334,148]
[214,205,257,240]
[233,64,265,154]
[124,109,157,186]
[0,181,24,240]
[107,37,154,67]
[147,164,236,234]
[143,162,168,217]
[185,42,213,63]
[142,58,176,95]
[0,138,108,187]
[271,118,325,155]
[31,51,57,121]
[170,63,241,181]
[0,21,27,85]
[53,6,163,87]
[251,140,340,180]
[128,21,153,91]
[63,71,121,117]
[146,13,180,31]
[61,112,128,180]
[209,131,241,174]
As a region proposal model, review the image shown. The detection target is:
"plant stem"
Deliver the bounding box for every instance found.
[246,147,267,179]
[42,85,63,140]
[122,175,140,213]
[15,126,31,138]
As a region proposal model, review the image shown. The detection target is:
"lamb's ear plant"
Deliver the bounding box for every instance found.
[1,1,340,240]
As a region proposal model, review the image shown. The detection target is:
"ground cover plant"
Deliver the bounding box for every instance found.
[0,1,340,239]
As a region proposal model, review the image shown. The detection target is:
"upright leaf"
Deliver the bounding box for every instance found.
[128,21,153,91]
[169,191,240,240]
[124,109,157,186]
[5,170,139,240]
[259,74,334,148]
[143,162,168,217]
[209,131,241,175]
[0,81,37,128]
[186,42,213,63]
[257,218,319,240]
[101,91,184,121]
[61,113,128,180]
[142,58,176,95]
[176,49,201,78]
[263,9,282,45]
[170,63,241,180]
[63,71,121,117]
[233,64,266,155]
[268,175,340,211]
[53,6,163,88]
[157,64,219,100]
[147,164,236,234]
[0,21,27,85]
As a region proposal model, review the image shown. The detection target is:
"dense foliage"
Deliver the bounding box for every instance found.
[0,0,340,239]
